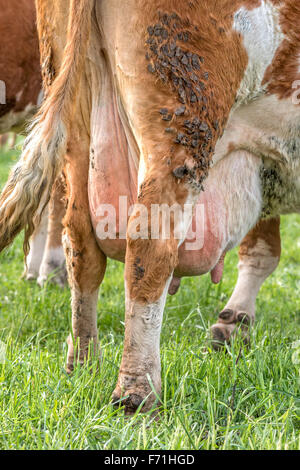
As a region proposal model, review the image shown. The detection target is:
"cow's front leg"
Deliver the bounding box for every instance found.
[38,176,67,288]
[211,217,281,350]
[112,173,193,413]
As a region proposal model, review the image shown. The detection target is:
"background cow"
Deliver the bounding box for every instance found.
[0,0,66,286]
[0,0,298,415]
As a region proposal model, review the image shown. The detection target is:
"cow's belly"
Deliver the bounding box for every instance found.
[215,94,300,216]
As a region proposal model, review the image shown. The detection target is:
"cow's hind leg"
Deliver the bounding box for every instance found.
[63,132,107,372]
[112,169,194,414]
[38,176,67,288]
[211,218,281,350]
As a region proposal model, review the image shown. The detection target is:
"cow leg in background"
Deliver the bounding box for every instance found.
[0,134,9,148]
[9,133,17,150]
[38,176,67,287]
[25,206,49,281]
[63,129,107,373]
[211,218,281,350]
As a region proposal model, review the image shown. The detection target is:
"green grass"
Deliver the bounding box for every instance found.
[0,139,299,450]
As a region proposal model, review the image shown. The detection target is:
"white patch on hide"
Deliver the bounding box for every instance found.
[233,1,284,106]
[215,93,300,215]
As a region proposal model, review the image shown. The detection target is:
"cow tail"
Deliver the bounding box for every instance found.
[0,0,94,254]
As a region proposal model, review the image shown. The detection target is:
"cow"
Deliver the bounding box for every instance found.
[0,0,41,133]
[0,0,299,414]
[0,0,66,286]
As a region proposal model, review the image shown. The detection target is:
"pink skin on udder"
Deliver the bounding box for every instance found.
[176,186,226,279]
[90,173,227,280]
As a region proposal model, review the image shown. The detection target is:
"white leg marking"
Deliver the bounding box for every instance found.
[25,207,49,280]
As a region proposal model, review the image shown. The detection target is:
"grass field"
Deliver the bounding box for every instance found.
[0,139,299,450]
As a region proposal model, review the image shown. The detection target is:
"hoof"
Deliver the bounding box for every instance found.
[66,334,100,374]
[237,312,251,325]
[37,266,68,288]
[24,272,38,282]
[210,310,253,350]
[168,277,181,295]
[112,391,145,414]
[211,323,233,350]
[112,377,159,415]
[218,309,235,323]
[65,365,73,375]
